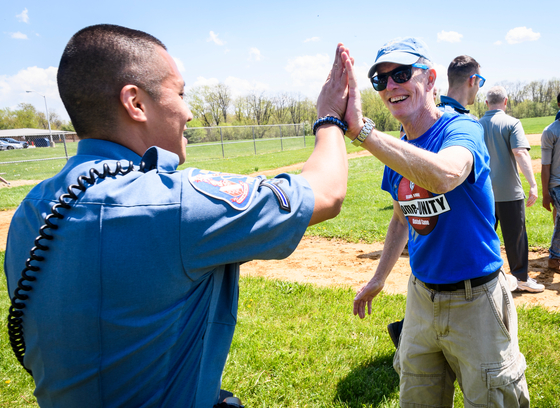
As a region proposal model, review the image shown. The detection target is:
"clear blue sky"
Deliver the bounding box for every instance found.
[1,0,557,122]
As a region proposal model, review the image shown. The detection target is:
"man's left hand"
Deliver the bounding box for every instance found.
[526,185,538,207]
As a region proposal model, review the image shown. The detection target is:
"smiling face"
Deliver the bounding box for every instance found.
[377,62,434,123]
[144,48,193,164]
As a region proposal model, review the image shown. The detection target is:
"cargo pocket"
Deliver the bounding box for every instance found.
[393,346,401,375]
[482,354,530,407]
[486,275,513,341]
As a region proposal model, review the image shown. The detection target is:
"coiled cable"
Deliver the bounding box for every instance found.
[7,160,146,376]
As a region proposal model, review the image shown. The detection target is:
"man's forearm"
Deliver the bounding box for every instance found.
[361,130,473,194]
[542,165,551,193]
[513,148,537,188]
[374,214,409,282]
[372,203,409,285]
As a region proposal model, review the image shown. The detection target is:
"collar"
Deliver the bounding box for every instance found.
[483,109,505,116]
[438,95,469,114]
[76,139,179,172]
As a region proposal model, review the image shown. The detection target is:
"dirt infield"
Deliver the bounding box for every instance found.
[3,134,559,311]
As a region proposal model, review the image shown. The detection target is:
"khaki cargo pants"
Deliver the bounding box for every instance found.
[394,270,530,407]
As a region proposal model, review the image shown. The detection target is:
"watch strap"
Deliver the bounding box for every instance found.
[351,118,375,146]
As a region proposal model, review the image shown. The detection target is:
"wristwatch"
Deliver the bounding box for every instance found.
[351,118,375,146]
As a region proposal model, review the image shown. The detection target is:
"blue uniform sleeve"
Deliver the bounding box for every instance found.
[181,170,314,280]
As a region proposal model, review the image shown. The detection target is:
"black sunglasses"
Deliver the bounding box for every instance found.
[370,63,429,91]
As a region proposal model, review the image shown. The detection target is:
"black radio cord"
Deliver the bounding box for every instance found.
[7,161,147,376]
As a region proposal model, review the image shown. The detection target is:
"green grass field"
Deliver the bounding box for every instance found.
[2,119,560,406]
[2,266,560,407]
[521,115,556,135]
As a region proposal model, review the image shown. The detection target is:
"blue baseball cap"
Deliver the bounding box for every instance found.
[368,37,432,78]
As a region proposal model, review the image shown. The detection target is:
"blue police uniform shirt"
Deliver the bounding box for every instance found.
[5,139,314,407]
[381,112,503,284]
[556,109,560,121]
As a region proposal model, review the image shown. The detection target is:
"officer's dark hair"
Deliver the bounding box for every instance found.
[447,55,481,88]
[57,24,168,138]
[557,92,560,105]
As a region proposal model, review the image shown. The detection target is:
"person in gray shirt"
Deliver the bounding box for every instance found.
[479,86,544,292]
[541,114,560,270]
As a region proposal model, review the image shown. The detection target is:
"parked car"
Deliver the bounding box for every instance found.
[0,140,23,150]
[34,138,51,147]
[0,137,28,148]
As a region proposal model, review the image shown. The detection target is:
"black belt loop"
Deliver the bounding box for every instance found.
[422,270,500,292]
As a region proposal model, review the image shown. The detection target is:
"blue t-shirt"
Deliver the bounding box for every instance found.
[5,139,314,407]
[555,109,560,121]
[381,113,503,284]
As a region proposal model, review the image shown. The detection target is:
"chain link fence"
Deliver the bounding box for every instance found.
[184,123,312,162]
[0,132,78,165]
[0,124,312,179]
[0,132,79,184]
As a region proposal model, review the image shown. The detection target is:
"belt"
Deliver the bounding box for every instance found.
[422,270,500,292]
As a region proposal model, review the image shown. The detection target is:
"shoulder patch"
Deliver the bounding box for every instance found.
[260,178,291,212]
[188,169,264,211]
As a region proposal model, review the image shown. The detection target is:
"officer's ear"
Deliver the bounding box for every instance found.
[120,85,148,123]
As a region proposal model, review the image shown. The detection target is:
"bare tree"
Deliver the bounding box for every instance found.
[247,92,273,126]
[272,93,290,124]
[233,96,251,124]
[187,86,213,127]
[215,83,231,123]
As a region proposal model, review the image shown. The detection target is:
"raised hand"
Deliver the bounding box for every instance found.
[317,43,350,120]
[341,50,364,140]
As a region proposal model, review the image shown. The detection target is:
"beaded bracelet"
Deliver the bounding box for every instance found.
[312,116,348,135]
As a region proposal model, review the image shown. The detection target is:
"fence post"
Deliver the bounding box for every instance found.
[252,127,256,155]
[302,123,306,148]
[279,125,283,152]
[62,134,69,161]
[219,127,225,158]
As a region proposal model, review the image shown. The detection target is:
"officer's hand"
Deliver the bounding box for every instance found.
[316,43,349,120]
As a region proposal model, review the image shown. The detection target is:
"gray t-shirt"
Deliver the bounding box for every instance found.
[479,109,530,202]
[541,120,560,189]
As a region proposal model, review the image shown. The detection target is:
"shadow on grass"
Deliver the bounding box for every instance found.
[334,353,399,407]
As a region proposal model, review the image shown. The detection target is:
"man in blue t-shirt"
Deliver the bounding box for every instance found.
[338,37,530,406]
[389,54,486,347]
[5,25,351,408]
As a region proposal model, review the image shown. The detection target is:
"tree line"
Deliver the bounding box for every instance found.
[0,103,74,132]
[187,85,318,129]
[187,79,560,132]
[464,78,560,120]
[2,79,558,135]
